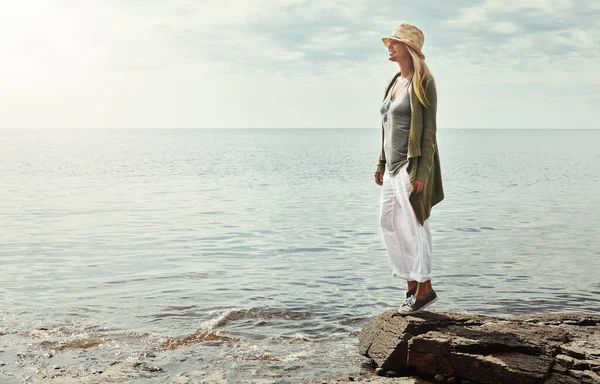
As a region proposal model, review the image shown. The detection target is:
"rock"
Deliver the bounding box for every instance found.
[568,370,600,384]
[434,374,445,381]
[166,374,190,384]
[197,371,229,384]
[31,362,153,383]
[544,373,581,384]
[321,378,419,383]
[359,311,600,384]
[133,362,164,373]
[446,351,552,384]
[142,365,163,373]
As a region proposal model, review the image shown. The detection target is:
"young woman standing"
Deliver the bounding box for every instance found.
[374,23,444,314]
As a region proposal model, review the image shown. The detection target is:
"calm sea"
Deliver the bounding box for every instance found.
[1,129,599,383]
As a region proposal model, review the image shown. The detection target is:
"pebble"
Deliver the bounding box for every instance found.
[143,365,164,372]
[434,374,445,382]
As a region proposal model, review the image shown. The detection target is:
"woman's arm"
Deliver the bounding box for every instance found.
[376,125,386,173]
[374,126,386,185]
[416,77,438,182]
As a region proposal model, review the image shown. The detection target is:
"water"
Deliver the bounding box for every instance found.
[0,129,599,383]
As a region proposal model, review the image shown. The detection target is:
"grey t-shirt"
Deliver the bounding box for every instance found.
[381,77,412,175]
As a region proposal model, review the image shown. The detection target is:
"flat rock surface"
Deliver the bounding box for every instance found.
[26,362,427,384]
[359,311,600,384]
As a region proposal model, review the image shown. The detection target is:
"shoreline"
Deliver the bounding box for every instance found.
[359,311,600,384]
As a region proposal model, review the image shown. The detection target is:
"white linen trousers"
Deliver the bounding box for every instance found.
[380,162,433,282]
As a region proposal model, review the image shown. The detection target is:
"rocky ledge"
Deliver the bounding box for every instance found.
[359,311,600,384]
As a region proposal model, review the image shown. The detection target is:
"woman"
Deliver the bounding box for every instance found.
[374,23,444,314]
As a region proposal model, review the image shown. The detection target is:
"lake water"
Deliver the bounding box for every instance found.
[1,129,599,383]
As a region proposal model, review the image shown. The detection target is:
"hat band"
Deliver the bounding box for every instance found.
[391,36,419,48]
[387,36,424,56]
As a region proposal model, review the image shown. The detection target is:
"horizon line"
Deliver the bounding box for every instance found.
[1,127,599,131]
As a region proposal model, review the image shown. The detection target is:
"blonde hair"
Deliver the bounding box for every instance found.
[406,46,432,107]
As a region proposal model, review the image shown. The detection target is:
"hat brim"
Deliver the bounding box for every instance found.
[382,37,424,58]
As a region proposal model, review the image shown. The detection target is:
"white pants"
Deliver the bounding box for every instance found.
[380,163,433,282]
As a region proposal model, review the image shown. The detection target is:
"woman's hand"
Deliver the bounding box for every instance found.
[374,172,383,186]
[413,180,426,193]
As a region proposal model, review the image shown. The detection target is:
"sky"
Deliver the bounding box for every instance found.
[0,0,599,129]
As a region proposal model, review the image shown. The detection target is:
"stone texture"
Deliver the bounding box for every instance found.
[359,311,600,384]
[322,378,419,384]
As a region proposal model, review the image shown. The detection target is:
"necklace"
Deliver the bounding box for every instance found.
[390,76,412,101]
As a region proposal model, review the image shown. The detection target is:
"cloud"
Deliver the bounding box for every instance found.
[439,0,600,83]
[0,0,598,129]
[144,0,600,84]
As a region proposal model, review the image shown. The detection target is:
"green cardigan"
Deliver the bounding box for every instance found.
[376,72,444,225]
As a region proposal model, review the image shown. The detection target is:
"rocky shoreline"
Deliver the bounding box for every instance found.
[23,363,423,384]
[10,312,599,383]
[359,311,600,384]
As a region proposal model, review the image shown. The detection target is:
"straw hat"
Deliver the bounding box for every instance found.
[382,23,425,58]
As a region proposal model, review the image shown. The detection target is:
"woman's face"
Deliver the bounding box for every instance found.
[387,40,409,62]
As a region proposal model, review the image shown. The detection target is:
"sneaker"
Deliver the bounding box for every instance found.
[398,290,438,315]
